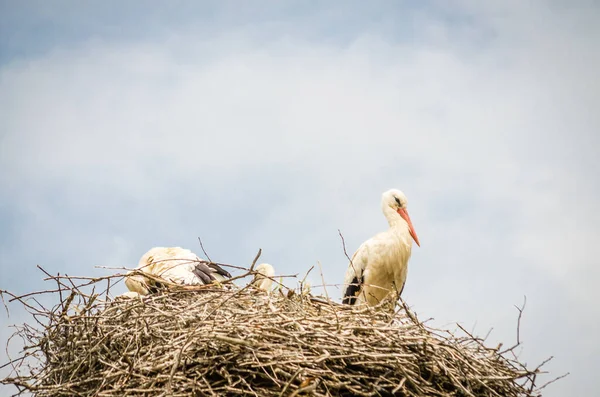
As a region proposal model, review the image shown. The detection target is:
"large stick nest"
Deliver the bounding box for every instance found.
[1,262,549,396]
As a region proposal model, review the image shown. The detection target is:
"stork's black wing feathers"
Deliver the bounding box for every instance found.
[191,262,216,284]
[191,261,232,284]
[342,276,362,305]
[207,263,232,278]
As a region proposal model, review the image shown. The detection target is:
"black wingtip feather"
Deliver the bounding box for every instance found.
[192,262,232,284]
[342,276,361,305]
[192,264,214,284]
[207,263,232,279]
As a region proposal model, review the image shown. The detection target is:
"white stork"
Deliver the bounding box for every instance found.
[250,263,275,292]
[123,247,231,296]
[342,189,420,307]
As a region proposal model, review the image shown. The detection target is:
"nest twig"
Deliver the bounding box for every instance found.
[1,260,555,396]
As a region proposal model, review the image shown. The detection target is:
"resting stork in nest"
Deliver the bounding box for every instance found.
[122,247,231,297]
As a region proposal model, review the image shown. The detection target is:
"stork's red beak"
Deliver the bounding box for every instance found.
[397,208,420,247]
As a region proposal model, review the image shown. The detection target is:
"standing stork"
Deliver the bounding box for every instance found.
[124,247,231,296]
[342,189,420,307]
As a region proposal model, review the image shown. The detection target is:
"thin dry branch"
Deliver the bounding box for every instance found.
[197,237,213,263]
[500,296,527,355]
[338,229,355,274]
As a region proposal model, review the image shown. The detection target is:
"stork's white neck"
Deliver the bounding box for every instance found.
[383,206,409,231]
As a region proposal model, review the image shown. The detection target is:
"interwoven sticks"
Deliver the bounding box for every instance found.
[2,267,548,396]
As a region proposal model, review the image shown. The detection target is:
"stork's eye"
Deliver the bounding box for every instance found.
[394,197,402,207]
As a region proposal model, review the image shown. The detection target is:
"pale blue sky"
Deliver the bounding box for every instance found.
[1,1,599,395]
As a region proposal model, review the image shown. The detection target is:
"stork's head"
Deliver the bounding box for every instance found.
[255,263,275,278]
[382,189,420,247]
[251,263,275,292]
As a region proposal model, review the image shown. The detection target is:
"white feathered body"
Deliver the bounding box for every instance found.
[343,227,413,306]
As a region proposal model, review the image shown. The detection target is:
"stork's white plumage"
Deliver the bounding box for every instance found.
[342,189,420,307]
[250,263,275,292]
[124,247,231,296]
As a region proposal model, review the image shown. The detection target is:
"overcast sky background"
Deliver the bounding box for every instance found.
[1,1,598,395]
